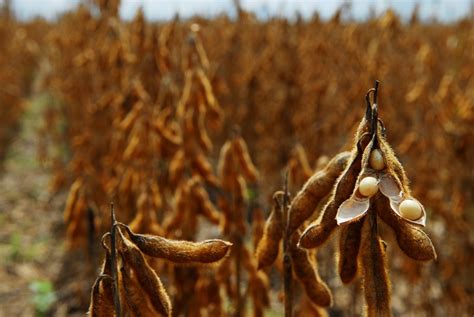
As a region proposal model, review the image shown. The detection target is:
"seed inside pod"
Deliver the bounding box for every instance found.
[369,149,385,170]
[359,176,379,197]
[399,199,422,220]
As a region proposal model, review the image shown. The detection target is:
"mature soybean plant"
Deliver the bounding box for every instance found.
[261,82,436,316]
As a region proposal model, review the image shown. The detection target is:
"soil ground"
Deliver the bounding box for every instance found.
[0,97,67,317]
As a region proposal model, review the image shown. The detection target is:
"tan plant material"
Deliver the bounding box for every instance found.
[89,209,232,316]
[118,230,172,316]
[118,222,232,264]
[256,191,284,269]
[88,275,115,317]
[288,151,351,234]
[232,135,259,183]
[299,130,371,249]
[290,233,332,307]
[360,215,391,317]
[374,193,436,261]
[338,218,365,284]
[297,83,436,316]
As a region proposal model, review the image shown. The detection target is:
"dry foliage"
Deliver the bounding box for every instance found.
[0,0,470,315]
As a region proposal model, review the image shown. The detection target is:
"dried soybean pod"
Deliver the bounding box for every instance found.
[88,275,115,317]
[118,223,232,264]
[374,194,436,261]
[338,218,364,284]
[294,295,329,317]
[360,213,392,317]
[98,237,115,302]
[176,69,192,119]
[191,181,221,225]
[196,108,213,153]
[169,149,185,187]
[232,136,259,183]
[192,151,219,187]
[119,232,172,316]
[290,233,332,307]
[217,140,235,191]
[120,265,158,317]
[196,67,221,117]
[288,151,351,234]
[165,182,189,233]
[249,270,271,317]
[294,143,313,180]
[64,178,83,223]
[256,191,284,269]
[300,134,370,249]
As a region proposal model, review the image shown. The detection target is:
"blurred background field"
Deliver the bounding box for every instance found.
[0,0,473,316]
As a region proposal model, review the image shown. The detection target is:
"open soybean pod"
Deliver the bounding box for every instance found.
[290,233,332,308]
[288,151,351,234]
[118,223,232,264]
[374,193,436,261]
[118,230,172,316]
[299,133,371,249]
[360,214,392,317]
[256,191,284,269]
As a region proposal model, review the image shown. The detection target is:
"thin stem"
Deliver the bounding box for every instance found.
[282,171,293,317]
[109,203,122,317]
[230,185,243,317]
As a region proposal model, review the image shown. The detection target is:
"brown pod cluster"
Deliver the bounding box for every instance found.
[88,215,232,316]
[299,129,371,249]
[297,83,436,316]
[119,233,172,316]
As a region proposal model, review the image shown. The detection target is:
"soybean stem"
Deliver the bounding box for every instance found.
[109,203,122,317]
[283,172,293,317]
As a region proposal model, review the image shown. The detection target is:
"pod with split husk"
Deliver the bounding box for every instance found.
[299,133,371,249]
[374,193,436,261]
